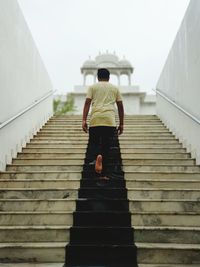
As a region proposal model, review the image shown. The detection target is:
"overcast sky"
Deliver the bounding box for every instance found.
[18,0,190,94]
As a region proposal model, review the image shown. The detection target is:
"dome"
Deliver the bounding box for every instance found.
[82,59,96,68]
[95,52,119,65]
[119,59,132,67]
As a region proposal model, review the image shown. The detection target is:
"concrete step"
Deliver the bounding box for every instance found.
[17,153,85,159]
[1,225,200,245]
[0,177,199,189]
[6,165,82,171]
[12,159,85,165]
[126,179,200,188]
[0,171,81,180]
[34,135,177,140]
[136,242,200,264]
[128,188,200,199]
[0,199,76,211]
[37,131,174,136]
[11,158,195,166]
[6,164,200,172]
[21,147,187,153]
[0,242,66,262]
[26,143,182,148]
[129,199,200,212]
[0,226,70,242]
[0,188,78,199]
[123,165,200,172]
[16,152,191,159]
[0,212,73,225]
[0,179,80,188]
[29,139,180,145]
[0,235,200,264]
[122,159,195,165]
[132,212,200,227]
[124,172,200,179]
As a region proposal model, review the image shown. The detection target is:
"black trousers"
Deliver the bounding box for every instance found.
[88,126,116,176]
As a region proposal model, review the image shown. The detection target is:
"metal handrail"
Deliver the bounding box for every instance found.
[0,90,55,129]
[155,88,200,125]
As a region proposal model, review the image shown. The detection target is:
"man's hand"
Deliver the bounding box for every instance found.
[118,124,123,135]
[82,120,88,133]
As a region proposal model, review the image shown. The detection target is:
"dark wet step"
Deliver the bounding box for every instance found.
[80,178,126,188]
[82,171,124,179]
[83,164,123,172]
[65,244,137,266]
[73,211,131,227]
[70,227,134,245]
[76,199,129,211]
[78,188,127,199]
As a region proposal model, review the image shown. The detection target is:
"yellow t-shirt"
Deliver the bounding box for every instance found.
[86,82,122,127]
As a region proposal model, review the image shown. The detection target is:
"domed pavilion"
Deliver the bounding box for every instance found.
[71,51,156,114]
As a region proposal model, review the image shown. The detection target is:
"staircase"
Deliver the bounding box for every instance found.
[0,115,200,266]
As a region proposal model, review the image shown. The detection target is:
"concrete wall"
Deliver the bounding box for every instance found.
[0,0,53,170]
[156,0,200,163]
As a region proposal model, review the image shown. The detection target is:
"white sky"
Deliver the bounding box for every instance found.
[18,0,190,94]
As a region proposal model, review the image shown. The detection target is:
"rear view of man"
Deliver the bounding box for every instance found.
[82,68,124,179]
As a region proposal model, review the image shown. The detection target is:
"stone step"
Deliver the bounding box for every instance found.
[128,188,200,199]
[76,198,200,213]
[123,159,195,165]
[37,131,174,136]
[0,199,76,211]
[26,143,182,148]
[0,179,80,188]
[21,147,187,153]
[34,135,176,140]
[16,152,191,159]
[0,171,81,180]
[0,178,199,189]
[1,171,199,180]
[136,242,200,264]
[12,159,85,165]
[0,212,73,225]
[30,139,179,145]
[6,164,200,172]
[129,199,200,212]
[123,165,200,172]
[37,129,172,138]
[0,188,78,199]
[126,179,200,188]
[46,122,164,126]
[6,165,82,171]
[0,225,200,245]
[133,212,200,227]
[65,243,200,265]
[124,172,200,179]
[0,242,66,262]
[11,158,195,165]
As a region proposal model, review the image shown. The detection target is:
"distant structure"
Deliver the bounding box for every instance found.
[71,51,156,114]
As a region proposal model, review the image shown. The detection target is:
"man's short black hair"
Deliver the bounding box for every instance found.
[97,68,110,80]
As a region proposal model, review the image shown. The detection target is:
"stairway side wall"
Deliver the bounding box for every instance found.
[0,0,53,171]
[156,0,200,164]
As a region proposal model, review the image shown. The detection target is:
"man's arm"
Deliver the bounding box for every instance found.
[116,101,124,135]
[82,98,92,133]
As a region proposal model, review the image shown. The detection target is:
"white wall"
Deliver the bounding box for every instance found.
[0,0,53,170]
[156,0,200,163]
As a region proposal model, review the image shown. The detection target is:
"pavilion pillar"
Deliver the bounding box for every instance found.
[128,74,131,86]
[83,74,86,86]
[117,74,121,86]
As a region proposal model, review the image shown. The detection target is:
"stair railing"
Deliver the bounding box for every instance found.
[0,90,56,130]
[155,89,200,125]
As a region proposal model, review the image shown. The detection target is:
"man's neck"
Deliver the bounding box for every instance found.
[98,79,109,82]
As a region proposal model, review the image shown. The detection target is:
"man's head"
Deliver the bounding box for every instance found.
[97,68,110,81]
